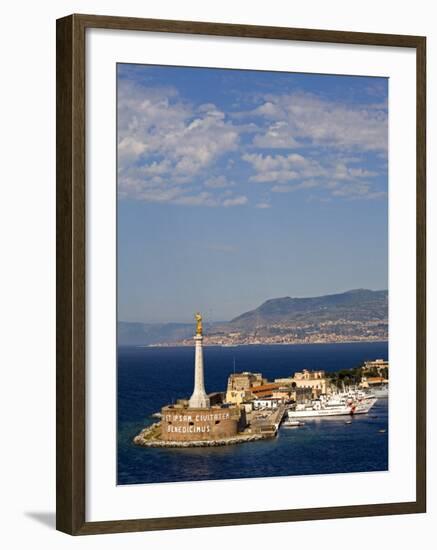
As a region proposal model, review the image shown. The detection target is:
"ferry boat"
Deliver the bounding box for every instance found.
[288,391,377,419]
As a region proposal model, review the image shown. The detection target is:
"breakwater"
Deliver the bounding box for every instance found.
[133,422,272,448]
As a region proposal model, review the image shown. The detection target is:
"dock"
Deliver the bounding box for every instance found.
[249,404,287,436]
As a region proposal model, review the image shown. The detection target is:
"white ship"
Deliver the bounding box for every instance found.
[288,390,377,419]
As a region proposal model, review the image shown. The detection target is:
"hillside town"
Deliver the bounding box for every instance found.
[150,319,388,347]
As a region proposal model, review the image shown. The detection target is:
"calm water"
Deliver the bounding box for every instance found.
[117,342,388,485]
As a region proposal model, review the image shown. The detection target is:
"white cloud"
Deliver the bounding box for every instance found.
[243,152,384,200]
[117,79,387,206]
[243,153,324,184]
[118,136,148,159]
[271,181,319,193]
[222,195,248,207]
[252,121,299,149]
[329,181,387,200]
[119,184,189,204]
[332,162,377,181]
[248,92,388,152]
[118,81,240,203]
[204,175,234,189]
[253,101,280,117]
[173,192,218,207]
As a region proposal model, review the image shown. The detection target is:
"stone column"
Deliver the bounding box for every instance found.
[189,333,210,408]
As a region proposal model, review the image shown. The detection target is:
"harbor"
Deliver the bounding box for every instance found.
[119,340,388,484]
[132,314,388,451]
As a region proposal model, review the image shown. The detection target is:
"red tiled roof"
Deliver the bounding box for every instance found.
[251,383,281,394]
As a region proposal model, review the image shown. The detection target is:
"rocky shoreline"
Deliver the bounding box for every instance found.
[133,422,273,448]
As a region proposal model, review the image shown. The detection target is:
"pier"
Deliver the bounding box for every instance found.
[249,404,287,436]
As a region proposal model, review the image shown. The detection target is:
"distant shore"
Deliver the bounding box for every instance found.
[142,339,389,349]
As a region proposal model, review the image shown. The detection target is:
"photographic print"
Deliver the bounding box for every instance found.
[116,63,389,486]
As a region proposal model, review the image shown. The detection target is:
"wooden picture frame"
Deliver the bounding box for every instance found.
[56,13,426,535]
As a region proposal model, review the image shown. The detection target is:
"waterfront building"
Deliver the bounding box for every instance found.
[275,369,329,398]
[226,371,265,404]
[225,371,282,404]
[293,387,314,404]
[272,385,312,403]
[252,397,282,410]
[225,389,252,406]
[360,375,388,388]
[227,372,264,390]
[362,359,389,374]
[272,388,294,400]
[250,383,282,399]
[274,377,294,385]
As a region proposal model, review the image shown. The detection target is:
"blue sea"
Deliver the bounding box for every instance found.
[117,342,388,485]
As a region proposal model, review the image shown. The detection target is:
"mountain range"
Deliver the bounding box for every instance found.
[228,288,387,328]
[118,289,388,346]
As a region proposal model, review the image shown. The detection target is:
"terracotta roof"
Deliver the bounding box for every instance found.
[366,376,386,383]
[251,383,281,394]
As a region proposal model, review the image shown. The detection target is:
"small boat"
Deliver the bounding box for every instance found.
[379,429,387,433]
[345,420,352,425]
[283,420,305,427]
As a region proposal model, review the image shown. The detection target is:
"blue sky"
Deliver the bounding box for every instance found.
[117,64,388,323]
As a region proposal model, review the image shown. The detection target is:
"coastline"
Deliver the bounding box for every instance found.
[143,339,389,349]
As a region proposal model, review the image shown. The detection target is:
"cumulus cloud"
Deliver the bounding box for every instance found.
[222,195,248,207]
[252,121,299,149]
[243,152,384,200]
[243,153,324,184]
[328,181,387,200]
[117,76,387,206]
[204,175,235,189]
[248,92,388,153]
[118,81,240,203]
[271,181,319,193]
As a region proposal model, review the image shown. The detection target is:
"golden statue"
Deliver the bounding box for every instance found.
[195,312,203,335]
